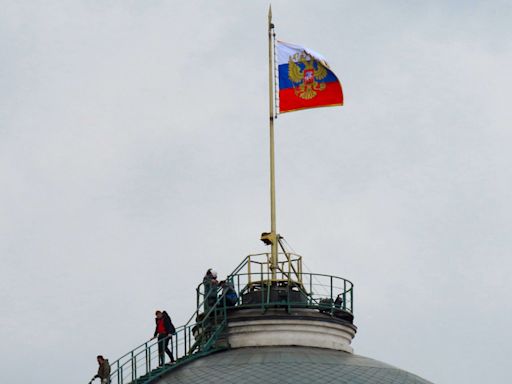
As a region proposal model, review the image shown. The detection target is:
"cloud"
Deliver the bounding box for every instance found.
[1,1,511,383]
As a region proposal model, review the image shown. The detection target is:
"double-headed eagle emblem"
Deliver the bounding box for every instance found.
[288,52,328,100]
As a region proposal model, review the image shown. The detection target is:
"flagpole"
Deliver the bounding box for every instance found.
[268,6,278,280]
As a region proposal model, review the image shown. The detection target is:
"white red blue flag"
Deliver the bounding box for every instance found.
[277,41,343,113]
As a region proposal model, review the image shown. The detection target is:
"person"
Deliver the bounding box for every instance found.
[203,268,219,311]
[334,293,344,309]
[153,310,176,366]
[219,280,238,307]
[89,355,110,384]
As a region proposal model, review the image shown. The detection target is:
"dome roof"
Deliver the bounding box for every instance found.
[153,346,433,384]
[106,255,434,384]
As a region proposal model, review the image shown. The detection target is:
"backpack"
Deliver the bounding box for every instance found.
[163,311,177,335]
[169,321,176,335]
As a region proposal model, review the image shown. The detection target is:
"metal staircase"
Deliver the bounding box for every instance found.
[108,292,229,384]
[107,257,251,384]
[102,253,354,384]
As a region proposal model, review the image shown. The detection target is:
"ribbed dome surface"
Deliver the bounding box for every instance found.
[153,346,432,384]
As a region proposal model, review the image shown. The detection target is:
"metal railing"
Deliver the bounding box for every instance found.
[245,252,303,286]
[104,255,254,384]
[103,253,354,384]
[197,271,353,315]
[196,252,302,308]
[231,272,352,313]
[196,253,353,315]
[107,292,229,384]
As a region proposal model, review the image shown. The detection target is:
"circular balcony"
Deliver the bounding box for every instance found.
[196,253,356,352]
[198,253,353,316]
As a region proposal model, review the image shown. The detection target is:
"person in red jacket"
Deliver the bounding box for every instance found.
[153,310,176,366]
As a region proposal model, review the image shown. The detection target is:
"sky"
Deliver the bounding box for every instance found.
[1,1,511,383]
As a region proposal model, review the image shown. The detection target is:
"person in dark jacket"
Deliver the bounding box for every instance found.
[219,280,238,307]
[153,310,176,366]
[90,355,110,384]
[334,293,344,309]
[203,268,219,311]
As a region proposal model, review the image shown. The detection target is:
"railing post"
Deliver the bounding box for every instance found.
[119,366,123,384]
[248,255,252,286]
[183,329,187,358]
[187,326,191,356]
[237,274,240,301]
[343,280,347,311]
[330,275,333,310]
[130,351,135,382]
[309,274,312,301]
[299,256,303,285]
[351,285,354,313]
[144,342,149,374]
[133,354,137,382]
[175,331,179,358]
[175,330,178,358]
[260,269,265,312]
[287,274,291,313]
[287,253,291,282]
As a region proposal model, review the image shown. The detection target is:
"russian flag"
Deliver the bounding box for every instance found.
[277,41,343,114]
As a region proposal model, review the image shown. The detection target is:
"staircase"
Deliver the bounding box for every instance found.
[107,291,229,384]
[101,253,355,384]
[107,258,251,384]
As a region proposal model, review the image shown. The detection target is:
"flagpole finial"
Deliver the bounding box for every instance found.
[268,4,272,22]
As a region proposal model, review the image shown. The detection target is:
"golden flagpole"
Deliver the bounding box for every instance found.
[268,5,278,280]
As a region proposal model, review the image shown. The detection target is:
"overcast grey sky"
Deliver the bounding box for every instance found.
[1,1,511,383]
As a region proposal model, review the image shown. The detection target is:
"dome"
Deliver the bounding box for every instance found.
[153,346,433,384]
[106,253,434,384]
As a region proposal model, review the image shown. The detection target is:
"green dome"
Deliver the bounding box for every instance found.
[153,346,432,384]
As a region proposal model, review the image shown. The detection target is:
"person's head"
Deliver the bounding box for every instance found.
[211,270,218,279]
[155,310,163,319]
[97,355,104,364]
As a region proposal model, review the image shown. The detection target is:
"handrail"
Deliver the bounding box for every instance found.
[195,252,304,310]
[102,254,354,384]
[109,256,251,375]
[108,286,231,384]
[194,254,253,313]
[225,271,354,313]
[111,255,250,378]
[196,252,353,315]
[140,291,230,382]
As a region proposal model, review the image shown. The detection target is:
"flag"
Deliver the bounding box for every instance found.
[277,41,343,113]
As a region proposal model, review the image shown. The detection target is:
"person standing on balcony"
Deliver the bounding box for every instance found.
[89,355,110,384]
[153,310,176,366]
[203,269,219,311]
[334,293,344,309]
